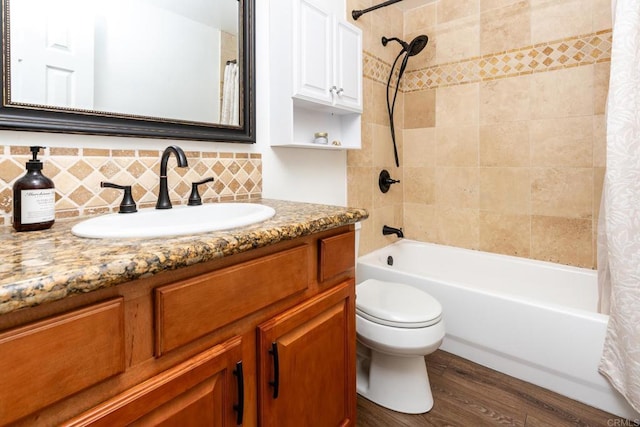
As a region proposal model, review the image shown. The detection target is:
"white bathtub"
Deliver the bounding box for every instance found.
[357,240,637,419]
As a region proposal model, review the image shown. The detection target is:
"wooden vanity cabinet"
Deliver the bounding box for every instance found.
[258,280,355,427]
[0,226,356,426]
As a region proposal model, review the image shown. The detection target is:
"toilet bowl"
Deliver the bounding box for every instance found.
[355,277,445,414]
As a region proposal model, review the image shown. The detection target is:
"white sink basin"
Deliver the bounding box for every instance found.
[71,203,276,239]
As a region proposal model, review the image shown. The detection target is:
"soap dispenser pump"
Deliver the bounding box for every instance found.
[12,146,56,232]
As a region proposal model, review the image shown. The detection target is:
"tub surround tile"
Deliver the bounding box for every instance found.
[531,215,592,267]
[479,75,530,124]
[0,199,368,315]
[530,0,593,45]
[479,211,531,257]
[403,128,436,167]
[530,66,594,120]
[531,167,593,219]
[480,1,531,56]
[435,207,480,249]
[479,167,531,214]
[479,122,531,167]
[435,126,479,167]
[530,116,594,167]
[349,3,610,269]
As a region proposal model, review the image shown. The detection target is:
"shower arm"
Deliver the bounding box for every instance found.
[352,0,403,20]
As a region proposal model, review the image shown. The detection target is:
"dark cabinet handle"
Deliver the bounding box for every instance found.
[268,342,280,399]
[233,361,244,425]
[101,182,137,213]
[188,177,215,206]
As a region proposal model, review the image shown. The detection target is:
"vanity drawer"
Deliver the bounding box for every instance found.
[0,298,125,425]
[155,244,310,355]
[319,231,355,282]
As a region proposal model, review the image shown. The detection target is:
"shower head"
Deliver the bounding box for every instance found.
[381,34,429,56]
[407,35,429,56]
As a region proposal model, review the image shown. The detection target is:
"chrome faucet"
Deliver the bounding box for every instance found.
[156,145,189,209]
[382,225,404,238]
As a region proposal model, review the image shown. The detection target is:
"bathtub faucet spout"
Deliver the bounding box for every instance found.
[382,225,404,238]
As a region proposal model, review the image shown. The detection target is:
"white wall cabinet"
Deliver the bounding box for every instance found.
[294,0,362,112]
[270,0,362,150]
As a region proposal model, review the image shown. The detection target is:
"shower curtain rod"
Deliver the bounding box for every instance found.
[352,0,403,20]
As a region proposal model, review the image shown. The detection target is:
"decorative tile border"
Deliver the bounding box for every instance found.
[0,145,262,226]
[364,30,612,91]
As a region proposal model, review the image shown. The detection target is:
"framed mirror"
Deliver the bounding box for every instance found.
[0,0,255,143]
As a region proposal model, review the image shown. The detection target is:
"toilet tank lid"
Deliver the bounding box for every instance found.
[356,279,442,325]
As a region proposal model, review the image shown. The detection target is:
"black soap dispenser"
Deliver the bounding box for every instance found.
[12,146,56,232]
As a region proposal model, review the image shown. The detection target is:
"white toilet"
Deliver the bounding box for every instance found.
[354,226,445,414]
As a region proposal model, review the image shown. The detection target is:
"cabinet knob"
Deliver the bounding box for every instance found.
[336,87,344,95]
[329,85,337,94]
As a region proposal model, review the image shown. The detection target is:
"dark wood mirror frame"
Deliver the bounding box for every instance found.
[0,0,255,143]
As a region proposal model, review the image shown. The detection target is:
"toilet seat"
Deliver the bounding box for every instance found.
[356,279,442,328]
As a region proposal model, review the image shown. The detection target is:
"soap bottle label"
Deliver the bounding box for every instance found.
[20,189,55,224]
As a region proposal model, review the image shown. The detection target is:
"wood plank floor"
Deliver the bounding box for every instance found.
[356,350,631,426]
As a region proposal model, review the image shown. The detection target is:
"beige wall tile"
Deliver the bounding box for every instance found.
[480,167,531,214]
[593,0,612,31]
[480,1,531,56]
[372,123,397,167]
[480,75,530,124]
[481,0,524,12]
[530,116,593,167]
[479,211,531,256]
[531,215,593,267]
[435,207,480,248]
[480,122,531,166]
[438,0,480,23]
[531,167,593,218]
[593,114,606,167]
[530,66,594,119]
[435,16,480,63]
[404,90,436,128]
[435,126,479,166]
[404,3,436,33]
[594,62,611,115]
[436,83,479,127]
[404,127,436,166]
[347,166,374,210]
[593,166,605,220]
[403,166,435,204]
[530,0,593,44]
[404,203,438,242]
[435,167,480,208]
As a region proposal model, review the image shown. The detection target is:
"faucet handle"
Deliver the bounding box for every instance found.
[188,177,215,206]
[101,182,137,214]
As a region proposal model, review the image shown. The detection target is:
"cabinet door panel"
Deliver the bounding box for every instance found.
[334,21,362,111]
[65,336,243,427]
[258,281,356,427]
[294,0,333,104]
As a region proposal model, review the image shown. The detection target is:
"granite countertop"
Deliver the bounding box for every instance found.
[0,199,368,315]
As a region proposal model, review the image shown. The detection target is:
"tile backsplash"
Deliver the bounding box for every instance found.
[0,145,262,227]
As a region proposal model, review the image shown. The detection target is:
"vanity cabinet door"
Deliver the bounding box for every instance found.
[257,280,356,427]
[64,336,244,427]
